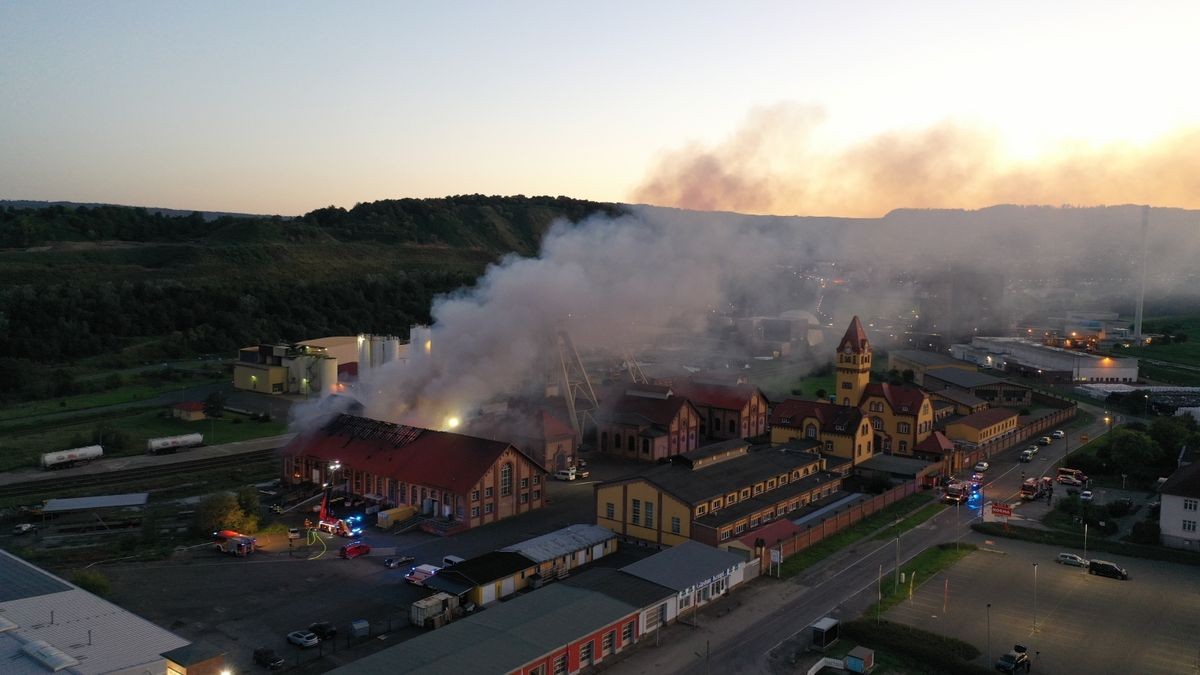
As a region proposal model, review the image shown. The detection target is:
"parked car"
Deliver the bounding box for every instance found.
[1058,474,1084,487]
[384,555,415,568]
[287,527,301,540]
[974,461,990,473]
[1051,429,1066,439]
[554,468,577,481]
[576,468,591,479]
[994,644,1031,673]
[286,630,319,647]
[1038,436,1053,445]
[1056,552,1088,567]
[442,555,466,567]
[1080,490,1094,502]
[12,523,36,535]
[308,622,337,641]
[253,647,285,669]
[339,541,370,559]
[405,563,441,586]
[1088,559,1128,580]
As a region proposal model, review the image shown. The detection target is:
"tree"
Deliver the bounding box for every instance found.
[195,493,244,534]
[1149,417,1190,459]
[203,391,226,418]
[236,485,261,518]
[815,388,828,400]
[1107,429,1166,478]
[901,369,915,384]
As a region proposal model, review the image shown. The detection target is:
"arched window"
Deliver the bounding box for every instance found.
[601,431,608,450]
[805,424,818,439]
[500,462,513,497]
[728,419,737,434]
[613,433,621,450]
[872,417,883,431]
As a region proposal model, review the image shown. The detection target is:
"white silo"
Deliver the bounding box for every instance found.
[370,335,385,368]
[410,325,433,360]
[357,334,371,373]
[320,357,339,394]
[383,336,400,364]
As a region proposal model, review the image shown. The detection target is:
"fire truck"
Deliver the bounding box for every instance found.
[1020,477,1053,501]
[943,482,969,504]
[315,491,363,538]
[212,529,257,556]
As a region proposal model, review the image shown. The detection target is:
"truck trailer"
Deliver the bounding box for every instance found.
[146,433,204,454]
[41,445,103,470]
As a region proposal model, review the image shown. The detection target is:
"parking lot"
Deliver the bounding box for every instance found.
[101,462,636,672]
[884,533,1200,674]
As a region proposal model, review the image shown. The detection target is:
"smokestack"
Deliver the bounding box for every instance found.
[1133,205,1149,344]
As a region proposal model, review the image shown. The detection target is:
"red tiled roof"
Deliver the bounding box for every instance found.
[540,409,576,440]
[862,382,928,415]
[173,401,205,412]
[769,399,863,434]
[673,382,765,413]
[914,431,956,455]
[282,414,543,494]
[950,407,1019,430]
[838,316,870,354]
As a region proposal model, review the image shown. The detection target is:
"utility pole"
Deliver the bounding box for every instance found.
[894,535,900,593]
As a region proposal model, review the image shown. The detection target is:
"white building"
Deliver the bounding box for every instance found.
[619,540,748,618]
[1159,461,1200,550]
[950,337,1138,383]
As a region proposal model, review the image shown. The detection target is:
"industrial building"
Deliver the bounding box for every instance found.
[922,368,1032,407]
[942,407,1020,447]
[0,549,214,674]
[282,414,547,535]
[671,380,769,442]
[950,336,1138,383]
[595,440,842,547]
[594,385,701,462]
[887,349,976,383]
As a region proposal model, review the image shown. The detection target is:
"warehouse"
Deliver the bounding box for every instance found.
[595,385,701,462]
[951,336,1138,383]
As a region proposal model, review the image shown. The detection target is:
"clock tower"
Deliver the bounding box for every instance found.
[835,316,871,406]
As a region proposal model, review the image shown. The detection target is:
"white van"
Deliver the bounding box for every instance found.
[554,468,577,481]
[442,555,466,567]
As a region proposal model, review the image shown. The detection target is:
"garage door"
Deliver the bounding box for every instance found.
[501,577,515,598]
[481,583,496,605]
[591,543,604,559]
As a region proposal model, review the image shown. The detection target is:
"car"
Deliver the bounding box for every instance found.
[287,527,301,540]
[253,647,285,669]
[405,563,441,586]
[974,461,990,473]
[554,468,577,481]
[970,472,985,484]
[1080,490,1094,502]
[1038,436,1053,445]
[1051,430,1065,439]
[1018,450,1033,463]
[1058,474,1083,486]
[12,523,36,535]
[308,622,337,641]
[994,644,1031,673]
[442,555,466,567]
[1027,445,1038,456]
[384,555,415,568]
[286,630,319,647]
[339,541,370,559]
[1088,559,1128,580]
[1056,552,1088,567]
[576,468,591,479]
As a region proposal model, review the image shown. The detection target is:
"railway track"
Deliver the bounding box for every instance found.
[0,448,277,500]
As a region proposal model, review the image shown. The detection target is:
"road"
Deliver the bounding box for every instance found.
[610,408,1114,675]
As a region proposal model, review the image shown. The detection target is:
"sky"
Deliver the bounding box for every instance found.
[2,1,1199,216]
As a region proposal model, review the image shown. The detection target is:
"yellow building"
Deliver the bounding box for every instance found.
[835,316,873,406]
[768,399,875,465]
[944,408,1019,447]
[595,439,840,547]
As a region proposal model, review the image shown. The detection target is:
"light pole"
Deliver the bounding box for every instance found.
[1032,563,1039,631]
[955,500,960,551]
[1083,522,1089,564]
[329,460,343,494]
[986,603,992,666]
[894,535,900,593]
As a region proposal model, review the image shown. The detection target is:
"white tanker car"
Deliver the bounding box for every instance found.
[146,433,204,454]
[41,445,103,470]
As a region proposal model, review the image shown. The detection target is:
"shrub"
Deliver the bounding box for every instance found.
[841,620,991,675]
[1106,500,1132,518]
[72,570,111,596]
[1130,520,1161,545]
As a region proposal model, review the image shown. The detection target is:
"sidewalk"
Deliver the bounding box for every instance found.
[600,497,943,674]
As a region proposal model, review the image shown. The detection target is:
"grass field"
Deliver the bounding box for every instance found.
[779,493,935,577]
[0,409,287,471]
[0,374,224,424]
[874,503,947,540]
[866,543,979,617]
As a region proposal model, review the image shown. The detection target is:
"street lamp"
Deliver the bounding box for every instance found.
[329,460,343,492]
[986,603,992,666]
[1032,563,1039,631]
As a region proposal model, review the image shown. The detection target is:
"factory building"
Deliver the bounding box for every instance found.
[922,368,1032,407]
[595,385,701,462]
[950,336,1138,383]
[672,381,769,442]
[595,440,841,547]
[887,349,976,384]
[233,341,345,395]
[943,407,1020,448]
[282,414,547,535]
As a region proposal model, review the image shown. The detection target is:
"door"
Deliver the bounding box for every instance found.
[500,577,515,598]
[576,550,587,567]
[591,543,604,559]
[481,583,496,605]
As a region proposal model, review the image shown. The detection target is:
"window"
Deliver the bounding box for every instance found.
[671,516,681,534]
[642,438,651,454]
[485,486,493,498]
[533,475,540,485]
[734,522,746,534]
[720,529,731,541]
[728,419,736,434]
[521,478,529,488]
[645,502,654,528]
[500,463,513,496]
[711,498,722,511]
[899,440,908,453]
[1186,499,1198,511]
[779,474,788,485]
[471,490,480,501]
[606,502,615,519]
[753,483,763,495]
[629,435,636,451]
[741,488,750,499]
[484,503,494,514]
[622,621,634,644]
[697,504,707,516]
[601,431,609,449]
[898,422,911,434]
[613,434,621,450]
[529,665,546,675]
[805,424,818,439]
[580,641,594,665]
[841,381,852,389]
[631,499,641,525]
[727,492,737,504]
[553,655,567,675]
[471,506,479,517]
[1184,520,1197,532]
[750,516,760,528]
[602,631,615,656]
[872,417,883,431]
[520,493,529,504]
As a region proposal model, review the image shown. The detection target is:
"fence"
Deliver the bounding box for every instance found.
[762,481,918,567]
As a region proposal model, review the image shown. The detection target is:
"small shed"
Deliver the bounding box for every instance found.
[845,645,875,673]
[810,616,839,651]
[172,401,206,422]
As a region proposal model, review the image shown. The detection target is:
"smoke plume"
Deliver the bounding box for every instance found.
[633,102,1200,217]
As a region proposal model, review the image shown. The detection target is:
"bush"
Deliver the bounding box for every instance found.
[71,570,111,596]
[1106,500,1132,518]
[842,620,992,675]
[1130,520,1161,545]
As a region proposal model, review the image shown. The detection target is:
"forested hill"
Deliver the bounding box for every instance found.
[0,195,625,255]
[0,195,623,380]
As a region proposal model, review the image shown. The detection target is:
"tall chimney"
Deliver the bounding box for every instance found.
[1133,205,1149,344]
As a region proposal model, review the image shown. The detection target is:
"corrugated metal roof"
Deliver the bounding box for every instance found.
[499,524,615,563]
[41,493,148,513]
[619,541,746,592]
[0,552,71,602]
[331,581,640,674]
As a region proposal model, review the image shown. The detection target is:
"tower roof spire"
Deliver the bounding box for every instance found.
[838,316,870,354]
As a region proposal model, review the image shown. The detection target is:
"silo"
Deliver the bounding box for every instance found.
[370,335,385,368]
[320,357,339,394]
[383,337,400,364]
[357,334,371,373]
[410,325,433,359]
